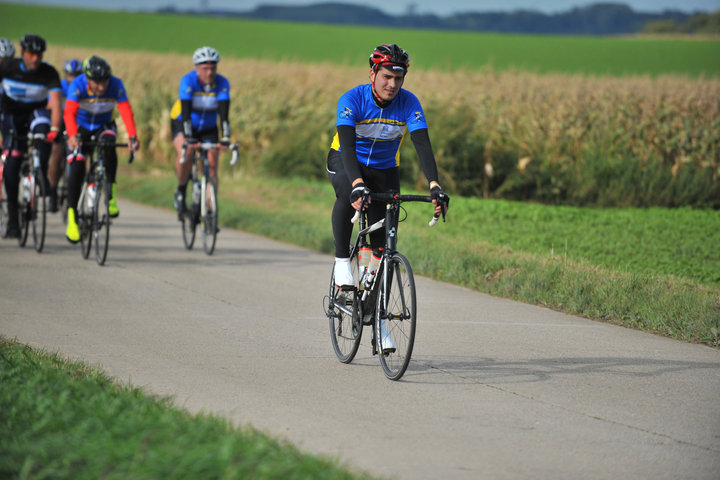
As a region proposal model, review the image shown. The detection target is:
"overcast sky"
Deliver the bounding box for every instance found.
[8,0,720,15]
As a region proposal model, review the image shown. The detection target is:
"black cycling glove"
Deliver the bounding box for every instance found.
[350,182,370,203]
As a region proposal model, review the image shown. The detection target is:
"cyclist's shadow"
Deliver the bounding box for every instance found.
[401,356,719,384]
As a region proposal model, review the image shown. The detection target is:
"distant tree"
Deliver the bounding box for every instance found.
[642,20,682,33]
[682,10,720,33]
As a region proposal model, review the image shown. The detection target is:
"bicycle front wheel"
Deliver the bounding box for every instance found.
[201,178,218,255]
[79,185,92,259]
[17,176,30,247]
[377,252,417,381]
[31,170,46,253]
[327,263,362,363]
[94,180,111,265]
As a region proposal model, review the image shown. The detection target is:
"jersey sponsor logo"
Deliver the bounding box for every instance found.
[410,111,424,124]
[2,78,49,103]
[340,107,352,119]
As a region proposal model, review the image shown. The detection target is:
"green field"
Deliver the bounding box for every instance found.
[1,2,719,76]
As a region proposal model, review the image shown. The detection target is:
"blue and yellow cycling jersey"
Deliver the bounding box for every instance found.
[66,74,128,130]
[331,84,428,170]
[170,70,230,132]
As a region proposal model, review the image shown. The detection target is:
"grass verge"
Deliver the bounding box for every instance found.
[0,337,376,480]
[118,166,720,348]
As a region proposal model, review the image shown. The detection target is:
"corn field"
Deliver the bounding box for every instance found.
[47,46,720,208]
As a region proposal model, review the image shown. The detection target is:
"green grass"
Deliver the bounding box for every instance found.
[118,167,720,347]
[0,337,376,480]
[1,2,719,76]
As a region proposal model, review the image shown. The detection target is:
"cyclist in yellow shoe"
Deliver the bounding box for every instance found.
[63,55,139,243]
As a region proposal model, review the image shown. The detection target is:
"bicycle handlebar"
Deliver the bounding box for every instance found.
[71,140,135,164]
[350,192,447,227]
[180,141,239,166]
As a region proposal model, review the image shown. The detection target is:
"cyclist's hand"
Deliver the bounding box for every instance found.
[67,134,80,150]
[219,137,231,149]
[46,129,59,143]
[130,136,140,152]
[431,186,449,216]
[350,182,370,211]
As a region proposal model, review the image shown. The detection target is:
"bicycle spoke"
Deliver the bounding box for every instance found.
[94,180,111,265]
[327,260,362,363]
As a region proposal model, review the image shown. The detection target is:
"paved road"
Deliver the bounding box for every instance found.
[1,200,719,480]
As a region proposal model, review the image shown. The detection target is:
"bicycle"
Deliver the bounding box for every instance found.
[179,140,238,255]
[74,136,134,265]
[0,131,48,252]
[323,191,448,380]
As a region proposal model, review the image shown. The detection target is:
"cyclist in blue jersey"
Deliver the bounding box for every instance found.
[170,46,231,217]
[328,44,448,287]
[63,55,140,243]
[0,33,62,239]
[48,58,82,212]
[0,38,15,142]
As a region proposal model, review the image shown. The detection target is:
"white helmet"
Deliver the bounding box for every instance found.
[192,46,220,65]
[0,37,15,58]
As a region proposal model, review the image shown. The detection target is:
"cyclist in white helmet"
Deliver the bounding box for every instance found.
[170,46,232,219]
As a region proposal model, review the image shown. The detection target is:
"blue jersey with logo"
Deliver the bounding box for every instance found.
[170,70,230,132]
[331,84,428,169]
[66,74,129,130]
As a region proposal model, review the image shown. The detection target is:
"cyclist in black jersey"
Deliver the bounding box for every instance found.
[327,44,448,287]
[0,34,62,239]
[0,38,16,143]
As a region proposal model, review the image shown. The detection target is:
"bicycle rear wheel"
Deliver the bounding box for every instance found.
[327,262,363,364]
[201,178,218,255]
[377,252,417,381]
[79,185,92,259]
[30,170,46,253]
[0,182,8,238]
[181,183,198,250]
[94,179,111,265]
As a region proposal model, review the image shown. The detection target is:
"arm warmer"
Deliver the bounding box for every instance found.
[218,100,230,138]
[337,124,363,182]
[410,128,439,184]
[63,99,79,137]
[181,99,193,137]
[117,100,137,138]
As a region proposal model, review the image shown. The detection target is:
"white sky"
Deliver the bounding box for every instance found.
[7,0,720,15]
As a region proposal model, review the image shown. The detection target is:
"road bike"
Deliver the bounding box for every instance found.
[0,131,48,252]
[74,137,134,265]
[324,191,448,380]
[179,141,238,255]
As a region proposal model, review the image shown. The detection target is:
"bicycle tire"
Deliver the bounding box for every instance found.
[202,178,218,255]
[327,261,363,363]
[17,175,30,247]
[0,182,8,238]
[94,179,111,265]
[181,182,198,250]
[377,252,417,381]
[31,170,46,253]
[79,185,92,259]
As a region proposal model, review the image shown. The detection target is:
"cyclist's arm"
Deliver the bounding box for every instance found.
[180,99,193,138]
[410,128,439,186]
[117,100,138,149]
[337,124,363,186]
[218,99,230,143]
[64,99,80,148]
[47,89,62,139]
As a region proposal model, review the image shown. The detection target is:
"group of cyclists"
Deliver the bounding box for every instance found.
[1,33,448,269]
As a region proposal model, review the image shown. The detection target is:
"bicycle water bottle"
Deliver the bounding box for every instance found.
[363,250,382,289]
[358,246,371,289]
[88,183,96,204]
[192,182,201,205]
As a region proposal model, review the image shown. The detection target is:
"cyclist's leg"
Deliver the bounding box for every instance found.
[2,115,28,238]
[172,120,192,212]
[98,125,119,217]
[65,131,91,243]
[328,149,356,287]
[30,109,52,188]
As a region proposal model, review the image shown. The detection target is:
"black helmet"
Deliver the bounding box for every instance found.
[64,58,82,75]
[369,44,409,72]
[83,55,112,82]
[20,33,46,54]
